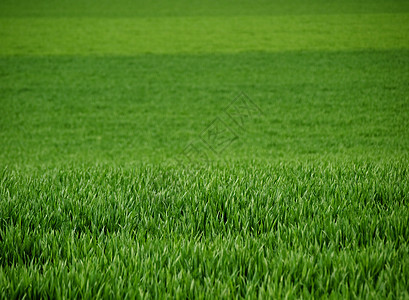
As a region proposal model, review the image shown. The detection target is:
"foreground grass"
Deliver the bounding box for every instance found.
[1,162,408,298]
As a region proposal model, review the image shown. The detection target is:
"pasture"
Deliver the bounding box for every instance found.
[1,0,409,298]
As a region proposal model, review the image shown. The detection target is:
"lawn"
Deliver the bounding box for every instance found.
[1,0,409,298]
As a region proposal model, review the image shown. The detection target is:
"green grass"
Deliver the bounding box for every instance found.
[1,14,408,56]
[1,163,409,298]
[2,0,409,18]
[1,51,408,166]
[1,0,409,298]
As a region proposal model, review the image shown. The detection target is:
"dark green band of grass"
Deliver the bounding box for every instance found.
[1,50,408,167]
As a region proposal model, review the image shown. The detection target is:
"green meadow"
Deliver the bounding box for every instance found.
[1,0,409,298]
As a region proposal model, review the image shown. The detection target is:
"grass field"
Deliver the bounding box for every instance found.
[1,0,409,298]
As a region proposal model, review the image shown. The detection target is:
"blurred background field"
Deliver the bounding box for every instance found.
[1,51,409,166]
[1,1,408,167]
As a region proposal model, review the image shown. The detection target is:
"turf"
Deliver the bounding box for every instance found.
[1,163,409,298]
[1,14,409,56]
[1,0,409,298]
[1,51,408,166]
